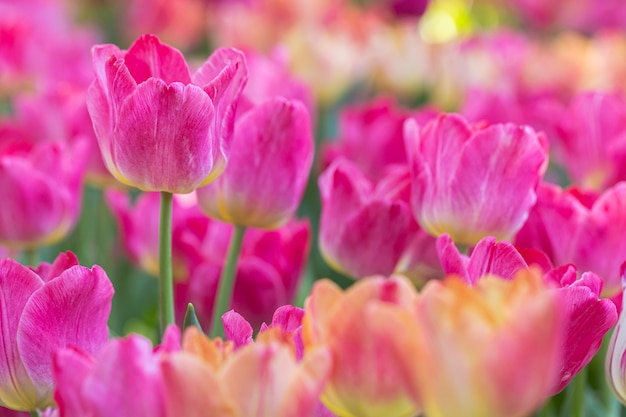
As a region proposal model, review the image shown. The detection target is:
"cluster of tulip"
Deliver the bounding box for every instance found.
[3,0,626,416]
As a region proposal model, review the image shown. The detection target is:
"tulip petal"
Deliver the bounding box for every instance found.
[82,336,166,417]
[466,236,528,282]
[222,310,254,349]
[161,353,236,417]
[17,266,113,405]
[193,48,248,179]
[124,34,191,84]
[0,260,43,410]
[113,79,215,193]
[53,348,94,417]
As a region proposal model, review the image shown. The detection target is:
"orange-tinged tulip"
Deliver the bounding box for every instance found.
[303,277,421,417]
[181,327,331,417]
[413,268,564,417]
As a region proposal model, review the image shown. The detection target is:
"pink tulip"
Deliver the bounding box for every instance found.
[196,97,313,228]
[303,276,422,417]
[0,252,113,412]
[405,113,548,246]
[0,140,87,249]
[319,158,440,281]
[516,181,626,296]
[438,233,617,394]
[322,97,436,183]
[414,269,564,417]
[548,91,626,190]
[87,34,248,193]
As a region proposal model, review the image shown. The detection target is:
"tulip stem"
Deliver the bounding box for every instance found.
[211,224,246,338]
[571,366,587,417]
[29,410,39,417]
[25,248,38,266]
[159,191,175,333]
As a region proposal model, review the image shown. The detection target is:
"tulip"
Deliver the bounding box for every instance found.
[196,97,313,229]
[414,268,564,417]
[405,113,548,246]
[87,34,247,193]
[0,140,87,249]
[515,181,626,296]
[438,234,618,394]
[319,158,440,281]
[303,276,422,417]
[0,252,113,412]
[548,91,626,191]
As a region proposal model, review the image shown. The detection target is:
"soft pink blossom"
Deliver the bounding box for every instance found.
[87,34,247,193]
[0,140,87,249]
[318,158,440,282]
[196,97,313,228]
[405,113,548,246]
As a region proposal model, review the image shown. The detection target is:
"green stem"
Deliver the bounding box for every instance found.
[30,410,39,417]
[211,224,246,338]
[572,366,587,417]
[159,191,175,333]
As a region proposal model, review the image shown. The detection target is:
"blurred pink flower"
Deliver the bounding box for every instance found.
[322,97,436,183]
[105,190,207,281]
[178,218,310,331]
[0,139,87,249]
[106,188,310,331]
[0,252,113,412]
[87,34,247,193]
[516,182,626,297]
[239,48,315,120]
[0,0,98,93]
[549,91,626,190]
[405,113,548,246]
[503,0,626,32]
[197,97,313,228]
[12,85,112,186]
[318,158,440,282]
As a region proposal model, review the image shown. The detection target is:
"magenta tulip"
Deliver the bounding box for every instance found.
[405,113,548,246]
[0,252,113,412]
[87,34,247,193]
[196,97,313,228]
